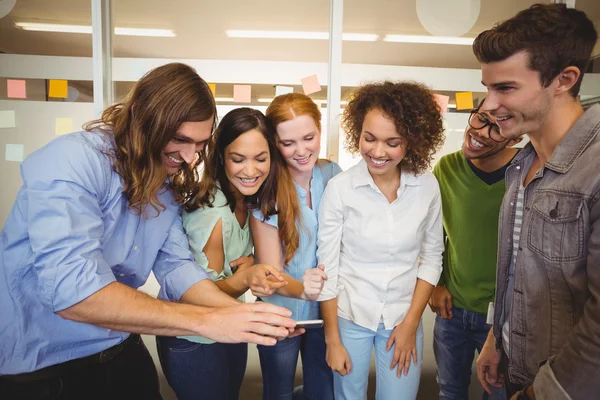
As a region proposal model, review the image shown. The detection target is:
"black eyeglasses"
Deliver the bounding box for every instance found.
[468,111,507,143]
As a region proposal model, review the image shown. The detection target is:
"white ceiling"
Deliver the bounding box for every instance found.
[1,0,599,69]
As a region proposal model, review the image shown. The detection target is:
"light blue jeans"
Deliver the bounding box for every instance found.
[334,317,424,400]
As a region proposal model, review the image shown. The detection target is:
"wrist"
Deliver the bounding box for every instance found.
[401,315,420,330]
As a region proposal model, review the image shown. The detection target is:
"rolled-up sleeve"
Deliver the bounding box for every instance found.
[317,180,344,301]
[416,179,443,286]
[154,213,211,301]
[23,138,116,312]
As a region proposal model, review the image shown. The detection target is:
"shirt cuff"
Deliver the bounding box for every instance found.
[416,263,442,287]
[533,360,572,400]
[159,262,212,301]
[50,260,117,312]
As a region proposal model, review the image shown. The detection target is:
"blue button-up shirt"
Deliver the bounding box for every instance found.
[0,131,209,374]
[252,161,341,321]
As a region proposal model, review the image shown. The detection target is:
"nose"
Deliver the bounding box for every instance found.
[180,143,196,165]
[372,141,386,157]
[295,143,306,157]
[244,161,258,177]
[479,94,500,115]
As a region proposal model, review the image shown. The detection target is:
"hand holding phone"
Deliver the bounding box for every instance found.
[294,319,324,329]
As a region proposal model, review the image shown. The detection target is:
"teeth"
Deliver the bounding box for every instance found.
[370,157,389,166]
[167,155,183,164]
[296,156,310,163]
[497,116,511,121]
[470,137,484,148]
[240,177,258,183]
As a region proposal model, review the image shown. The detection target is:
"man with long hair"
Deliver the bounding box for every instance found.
[473,4,599,400]
[0,63,295,399]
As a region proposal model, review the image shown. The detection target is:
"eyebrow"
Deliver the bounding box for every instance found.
[230,151,268,158]
[173,133,196,143]
[364,130,404,141]
[280,132,316,142]
[481,80,518,89]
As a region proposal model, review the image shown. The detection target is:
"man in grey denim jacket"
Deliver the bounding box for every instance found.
[472,4,599,400]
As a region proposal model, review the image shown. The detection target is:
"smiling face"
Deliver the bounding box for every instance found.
[462,112,512,160]
[224,128,271,197]
[275,114,321,175]
[359,108,408,178]
[162,119,214,175]
[481,51,554,140]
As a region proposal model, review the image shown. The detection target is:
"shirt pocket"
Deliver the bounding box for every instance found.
[527,190,584,262]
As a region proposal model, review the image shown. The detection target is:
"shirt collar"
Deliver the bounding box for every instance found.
[352,159,421,190]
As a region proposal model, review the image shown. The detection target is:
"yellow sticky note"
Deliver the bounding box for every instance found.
[233,85,251,103]
[455,92,474,111]
[208,83,216,97]
[49,80,68,98]
[55,118,73,136]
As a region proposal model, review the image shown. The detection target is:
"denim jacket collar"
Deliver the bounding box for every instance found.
[511,104,600,174]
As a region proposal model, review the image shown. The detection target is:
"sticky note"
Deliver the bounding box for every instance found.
[301,75,321,95]
[455,92,474,111]
[433,94,450,114]
[0,110,16,128]
[233,85,251,103]
[275,85,294,96]
[7,80,27,99]
[49,79,68,98]
[55,118,74,136]
[208,83,216,97]
[6,144,24,162]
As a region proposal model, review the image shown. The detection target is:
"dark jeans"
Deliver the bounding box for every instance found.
[156,336,247,400]
[0,334,161,400]
[434,306,495,400]
[257,327,333,400]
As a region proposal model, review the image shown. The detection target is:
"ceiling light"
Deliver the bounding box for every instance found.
[226,30,377,42]
[383,34,474,45]
[13,22,175,37]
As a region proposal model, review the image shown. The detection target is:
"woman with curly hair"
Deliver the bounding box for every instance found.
[316,81,445,399]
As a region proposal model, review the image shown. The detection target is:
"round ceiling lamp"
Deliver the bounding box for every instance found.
[0,0,16,20]
[416,0,480,37]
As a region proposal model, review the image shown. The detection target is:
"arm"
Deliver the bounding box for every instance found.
[387,181,444,376]
[57,281,296,345]
[531,198,600,400]
[429,228,453,319]
[201,219,286,299]
[250,215,309,299]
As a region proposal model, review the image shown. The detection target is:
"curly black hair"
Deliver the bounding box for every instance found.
[342,81,445,174]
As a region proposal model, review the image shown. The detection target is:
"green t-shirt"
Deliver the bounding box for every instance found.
[180,188,253,344]
[433,151,506,315]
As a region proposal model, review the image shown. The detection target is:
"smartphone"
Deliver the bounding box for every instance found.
[295,319,324,329]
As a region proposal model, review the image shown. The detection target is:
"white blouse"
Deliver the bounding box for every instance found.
[317,159,443,331]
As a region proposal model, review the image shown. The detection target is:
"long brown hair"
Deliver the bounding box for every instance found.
[84,63,216,215]
[261,93,322,265]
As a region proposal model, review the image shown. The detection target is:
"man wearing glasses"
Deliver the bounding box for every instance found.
[430,103,521,399]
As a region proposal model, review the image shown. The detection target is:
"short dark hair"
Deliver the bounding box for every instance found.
[342,81,445,174]
[473,4,598,97]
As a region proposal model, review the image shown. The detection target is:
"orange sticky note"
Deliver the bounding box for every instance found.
[433,94,450,114]
[55,118,74,136]
[233,85,251,103]
[455,92,474,111]
[49,80,68,98]
[7,80,27,99]
[301,75,321,95]
[208,83,216,97]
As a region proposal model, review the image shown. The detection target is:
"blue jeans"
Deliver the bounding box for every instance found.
[335,317,424,400]
[156,336,247,400]
[257,327,333,400]
[434,306,505,400]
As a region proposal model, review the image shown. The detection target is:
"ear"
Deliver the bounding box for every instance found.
[554,66,581,96]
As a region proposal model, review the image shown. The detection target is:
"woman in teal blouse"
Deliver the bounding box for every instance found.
[156,108,291,400]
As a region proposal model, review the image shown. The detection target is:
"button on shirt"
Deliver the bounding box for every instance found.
[317,160,443,331]
[0,131,210,374]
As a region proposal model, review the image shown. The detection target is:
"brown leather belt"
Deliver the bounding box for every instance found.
[2,334,141,383]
